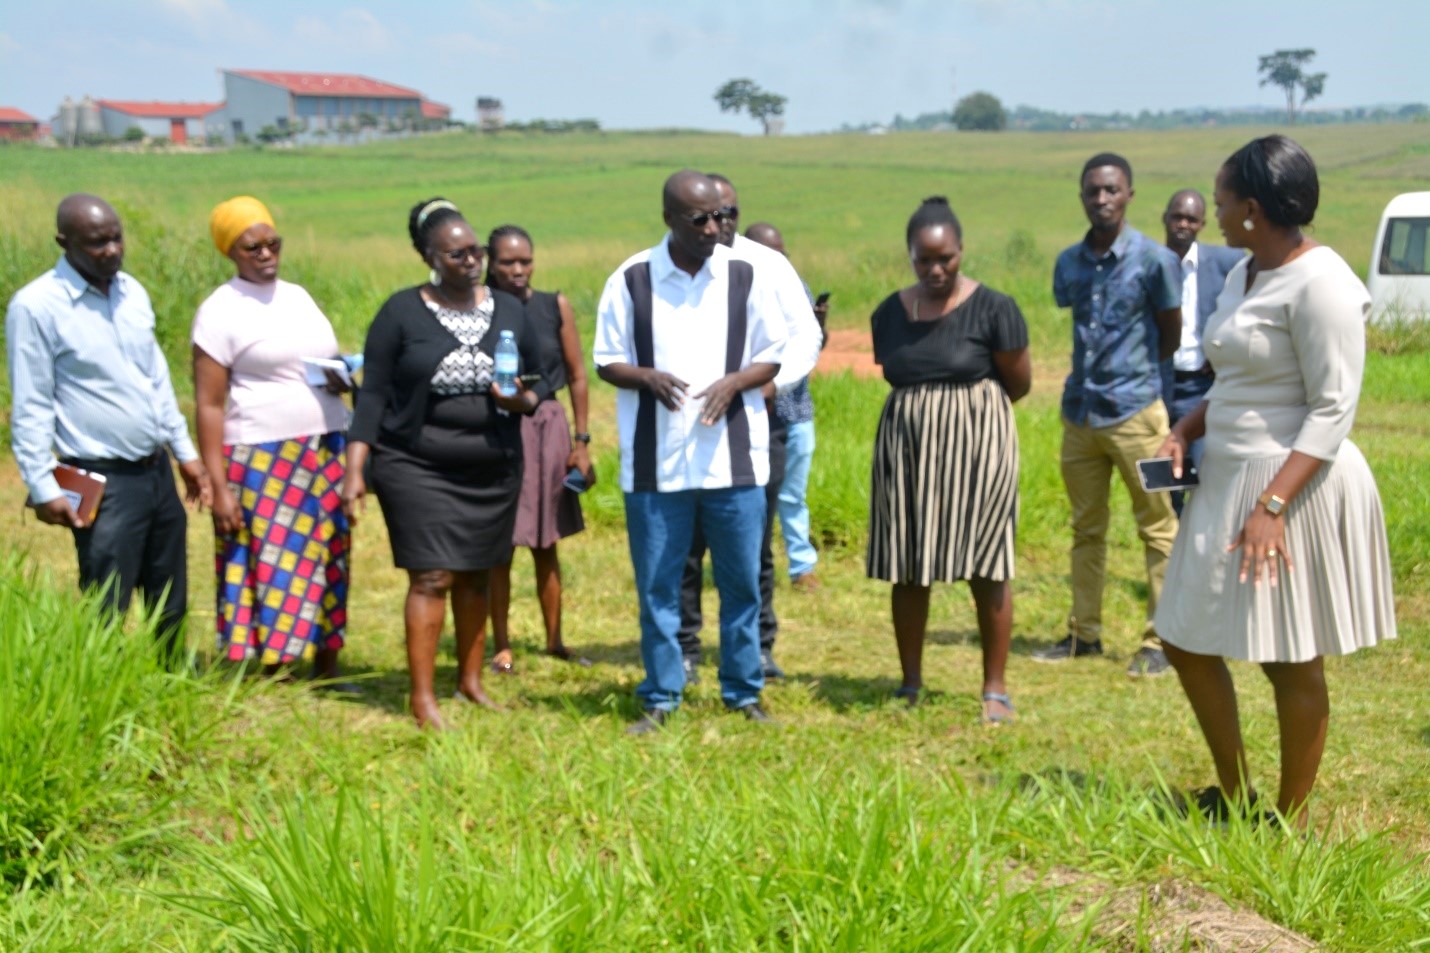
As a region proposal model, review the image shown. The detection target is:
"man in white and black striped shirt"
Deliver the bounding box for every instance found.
[594,170,787,734]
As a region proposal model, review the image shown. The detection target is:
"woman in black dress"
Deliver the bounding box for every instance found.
[343,198,547,729]
[483,225,593,674]
[867,197,1032,724]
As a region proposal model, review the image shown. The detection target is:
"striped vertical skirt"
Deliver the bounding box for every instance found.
[217,431,350,664]
[866,378,1019,585]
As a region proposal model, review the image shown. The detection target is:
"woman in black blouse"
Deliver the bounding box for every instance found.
[343,197,547,729]
[867,197,1032,724]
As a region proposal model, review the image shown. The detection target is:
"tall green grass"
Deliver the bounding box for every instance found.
[0,554,229,889]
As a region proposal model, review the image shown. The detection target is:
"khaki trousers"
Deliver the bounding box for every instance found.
[1060,401,1179,646]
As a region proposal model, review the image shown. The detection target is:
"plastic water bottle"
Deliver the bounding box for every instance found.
[494,330,519,396]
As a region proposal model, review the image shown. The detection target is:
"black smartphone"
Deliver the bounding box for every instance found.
[518,373,544,385]
[562,466,588,494]
[815,291,831,307]
[1136,457,1200,492]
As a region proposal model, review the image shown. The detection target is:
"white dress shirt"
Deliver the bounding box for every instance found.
[729,233,821,393]
[7,257,197,504]
[1172,242,1203,372]
[593,237,787,493]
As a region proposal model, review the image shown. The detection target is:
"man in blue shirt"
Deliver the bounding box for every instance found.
[1036,154,1182,677]
[7,194,211,660]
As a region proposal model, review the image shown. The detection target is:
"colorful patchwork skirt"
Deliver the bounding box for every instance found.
[217,431,349,663]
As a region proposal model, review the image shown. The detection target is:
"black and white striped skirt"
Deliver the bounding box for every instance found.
[866,378,1018,585]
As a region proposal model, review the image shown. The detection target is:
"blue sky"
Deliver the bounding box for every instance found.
[2,0,1425,131]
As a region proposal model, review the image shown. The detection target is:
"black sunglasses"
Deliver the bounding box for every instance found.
[680,209,728,228]
[239,236,283,254]
[440,245,484,263]
[721,205,739,219]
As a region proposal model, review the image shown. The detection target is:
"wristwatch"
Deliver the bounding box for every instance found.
[1258,492,1286,517]
[573,432,592,444]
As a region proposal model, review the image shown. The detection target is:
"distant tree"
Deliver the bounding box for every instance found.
[256,124,288,144]
[1258,49,1327,124]
[122,126,145,142]
[953,92,1007,131]
[714,78,788,135]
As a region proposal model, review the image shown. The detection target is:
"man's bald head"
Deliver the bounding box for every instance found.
[744,222,785,255]
[56,193,119,237]
[1165,189,1205,217]
[662,170,718,213]
[55,193,124,287]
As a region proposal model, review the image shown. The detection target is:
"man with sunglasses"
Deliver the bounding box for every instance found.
[595,170,789,733]
[7,194,211,663]
[676,173,824,683]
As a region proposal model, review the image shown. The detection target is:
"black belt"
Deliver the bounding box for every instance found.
[61,449,168,474]
[1173,369,1213,383]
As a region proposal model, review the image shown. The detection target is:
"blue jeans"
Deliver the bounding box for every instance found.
[777,420,817,579]
[625,487,765,711]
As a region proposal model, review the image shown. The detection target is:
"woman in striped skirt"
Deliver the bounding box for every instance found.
[867,197,1031,723]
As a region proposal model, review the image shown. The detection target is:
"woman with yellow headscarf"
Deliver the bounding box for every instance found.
[192,196,355,686]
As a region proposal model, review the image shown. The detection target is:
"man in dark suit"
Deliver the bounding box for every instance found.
[1160,189,1243,514]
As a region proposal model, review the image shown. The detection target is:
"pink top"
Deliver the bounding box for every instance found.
[192,277,349,445]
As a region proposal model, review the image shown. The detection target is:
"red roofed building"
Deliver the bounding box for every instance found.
[221,69,446,144]
[0,107,40,142]
[97,100,224,144]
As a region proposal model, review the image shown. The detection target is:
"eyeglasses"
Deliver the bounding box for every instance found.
[721,205,739,220]
[441,245,483,263]
[680,209,728,228]
[238,237,282,254]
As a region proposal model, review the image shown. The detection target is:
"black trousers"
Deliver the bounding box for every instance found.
[678,417,787,660]
[66,451,188,659]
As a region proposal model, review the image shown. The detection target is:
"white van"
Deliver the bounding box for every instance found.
[1367,192,1430,322]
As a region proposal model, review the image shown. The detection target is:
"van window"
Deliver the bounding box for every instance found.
[1379,218,1430,275]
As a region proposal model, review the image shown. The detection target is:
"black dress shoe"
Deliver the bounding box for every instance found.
[626,709,671,736]
[739,703,775,724]
[760,650,785,680]
[681,655,701,685]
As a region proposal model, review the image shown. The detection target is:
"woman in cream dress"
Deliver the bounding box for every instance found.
[1154,136,1396,824]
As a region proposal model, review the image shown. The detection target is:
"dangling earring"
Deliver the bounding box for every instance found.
[1242,218,1255,232]
[429,267,441,286]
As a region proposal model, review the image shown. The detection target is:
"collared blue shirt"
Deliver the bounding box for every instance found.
[6,256,197,503]
[1054,224,1182,427]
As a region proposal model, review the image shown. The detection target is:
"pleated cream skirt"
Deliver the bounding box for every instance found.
[866,378,1019,586]
[1154,440,1396,662]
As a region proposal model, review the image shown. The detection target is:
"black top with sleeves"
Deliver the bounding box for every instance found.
[870,285,1029,389]
[349,286,550,450]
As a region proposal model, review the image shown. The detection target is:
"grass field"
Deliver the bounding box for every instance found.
[1,125,1428,949]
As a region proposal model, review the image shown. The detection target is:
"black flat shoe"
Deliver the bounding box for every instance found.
[627,709,671,736]
[546,646,592,667]
[739,703,775,724]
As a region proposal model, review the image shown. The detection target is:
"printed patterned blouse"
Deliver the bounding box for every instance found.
[427,295,495,395]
